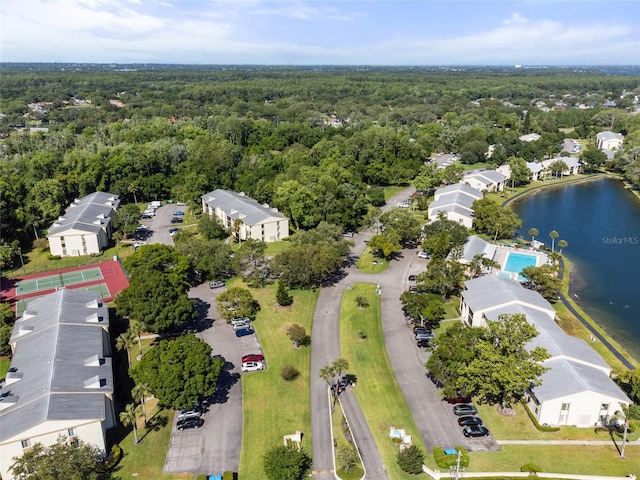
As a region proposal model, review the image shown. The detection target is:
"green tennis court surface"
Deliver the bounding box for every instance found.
[15,283,110,316]
[16,267,103,295]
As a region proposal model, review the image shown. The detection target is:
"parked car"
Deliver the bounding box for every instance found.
[408,286,418,293]
[453,404,478,416]
[235,328,254,337]
[458,416,483,427]
[209,281,225,288]
[415,332,434,341]
[408,274,417,281]
[173,210,185,216]
[169,228,180,236]
[341,232,354,238]
[233,321,251,331]
[417,251,431,259]
[242,353,264,363]
[462,425,489,437]
[232,317,251,326]
[447,396,473,404]
[178,406,202,420]
[177,417,204,430]
[241,361,264,372]
[413,326,431,335]
[416,337,432,348]
[170,217,184,224]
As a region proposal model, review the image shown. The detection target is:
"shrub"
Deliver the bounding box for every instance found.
[287,323,310,347]
[521,463,542,473]
[100,444,123,471]
[276,281,294,306]
[397,444,424,474]
[32,238,48,250]
[196,475,208,480]
[522,400,560,432]
[355,296,369,308]
[336,445,361,474]
[222,471,234,480]
[47,255,62,261]
[358,330,367,340]
[281,364,300,381]
[263,445,312,480]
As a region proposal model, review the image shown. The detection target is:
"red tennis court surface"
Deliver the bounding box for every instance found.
[0,259,129,315]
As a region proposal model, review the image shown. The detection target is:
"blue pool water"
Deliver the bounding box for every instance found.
[504,252,537,274]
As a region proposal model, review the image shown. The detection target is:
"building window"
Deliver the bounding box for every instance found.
[561,403,570,411]
[600,404,609,411]
[21,439,31,449]
[68,428,77,436]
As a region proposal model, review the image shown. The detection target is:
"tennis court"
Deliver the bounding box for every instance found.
[16,267,103,295]
[15,282,111,316]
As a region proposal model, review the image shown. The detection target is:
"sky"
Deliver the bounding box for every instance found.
[1,0,639,65]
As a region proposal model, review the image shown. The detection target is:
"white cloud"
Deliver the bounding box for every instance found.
[504,12,528,25]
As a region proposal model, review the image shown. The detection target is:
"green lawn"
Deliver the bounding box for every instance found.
[355,246,389,274]
[264,240,292,256]
[113,402,191,480]
[0,357,10,379]
[384,186,408,201]
[340,283,430,479]
[238,285,317,479]
[332,403,365,480]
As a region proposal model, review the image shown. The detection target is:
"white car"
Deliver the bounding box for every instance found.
[241,361,264,372]
[417,251,430,259]
[233,321,251,331]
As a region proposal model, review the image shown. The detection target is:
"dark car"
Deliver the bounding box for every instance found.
[235,328,255,337]
[413,326,432,335]
[462,425,489,438]
[176,417,204,430]
[408,274,417,281]
[408,285,418,293]
[447,396,473,404]
[170,217,184,224]
[458,416,483,427]
[453,404,478,416]
[242,353,264,363]
[416,337,431,348]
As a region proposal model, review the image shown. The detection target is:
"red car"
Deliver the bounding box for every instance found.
[242,354,264,363]
[447,396,472,404]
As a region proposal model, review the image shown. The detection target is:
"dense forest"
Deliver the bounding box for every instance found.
[1,65,639,259]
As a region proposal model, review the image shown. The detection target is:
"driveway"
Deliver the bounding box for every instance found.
[164,282,255,475]
[144,203,187,246]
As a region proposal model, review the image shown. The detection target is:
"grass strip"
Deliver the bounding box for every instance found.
[332,402,365,480]
[238,285,317,479]
[340,283,428,479]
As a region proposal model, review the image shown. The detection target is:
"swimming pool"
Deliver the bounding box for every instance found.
[504,252,537,274]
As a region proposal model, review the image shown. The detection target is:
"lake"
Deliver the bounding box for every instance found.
[511,177,640,362]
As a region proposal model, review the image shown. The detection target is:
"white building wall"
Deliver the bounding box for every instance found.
[49,230,105,257]
[0,419,107,480]
[428,210,473,229]
[535,392,625,428]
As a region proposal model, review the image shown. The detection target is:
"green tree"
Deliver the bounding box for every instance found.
[380,207,422,244]
[521,264,562,301]
[611,404,640,458]
[262,445,312,480]
[367,229,402,260]
[236,238,269,286]
[123,244,191,286]
[336,445,361,474]
[286,323,309,347]
[9,437,113,480]
[528,227,539,245]
[216,287,261,322]
[272,244,343,289]
[198,214,228,240]
[580,147,607,172]
[422,212,469,259]
[508,156,530,188]
[0,302,15,356]
[119,403,141,445]
[557,239,568,254]
[115,271,195,333]
[115,330,134,366]
[131,382,152,425]
[0,239,21,270]
[112,203,141,239]
[276,281,294,306]
[396,444,425,474]
[419,258,465,299]
[616,369,640,403]
[458,314,550,409]
[472,198,522,240]
[131,335,224,410]
[549,230,559,253]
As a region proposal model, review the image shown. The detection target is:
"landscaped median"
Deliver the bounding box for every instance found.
[340,283,431,479]
[238,284,318,478]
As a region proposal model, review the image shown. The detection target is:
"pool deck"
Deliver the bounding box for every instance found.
[492,245,549,281]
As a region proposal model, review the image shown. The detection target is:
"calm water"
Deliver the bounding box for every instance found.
[511,178,640,362]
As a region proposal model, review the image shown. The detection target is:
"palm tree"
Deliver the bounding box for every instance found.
[128,321,144,358]
[558,239,568,255]
[132,383,152,425]
[116,331,135,366]
[612,404,640,458]
[332,358,349,383]
[482,257,501,274]
[528,227,539,245]
[549,230,559,253]
[119,403,141,445]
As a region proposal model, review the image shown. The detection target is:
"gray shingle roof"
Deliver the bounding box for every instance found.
[201,189,287,226]
[430,191,476,210]
[526,162,544,173]
[0,290,112,443]
[534,358,630,403]
[48,191,119,236]
[463,170,507,185]
[461,235,496,263]
[462,275,554,315]
[435,183,483,200]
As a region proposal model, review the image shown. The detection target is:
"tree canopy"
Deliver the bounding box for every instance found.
[130,335,224,409]
[262,445,312,480]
